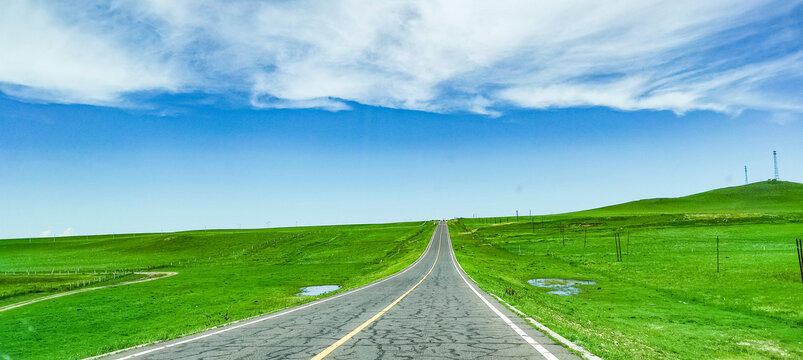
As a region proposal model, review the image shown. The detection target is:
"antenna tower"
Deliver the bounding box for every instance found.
[773,150,779,180]
[744,165,748,184]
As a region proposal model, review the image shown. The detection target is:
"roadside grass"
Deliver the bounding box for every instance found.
[0,221,434,360]
[450,181,803,360]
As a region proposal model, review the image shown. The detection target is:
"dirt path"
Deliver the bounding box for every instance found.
[0,272,178,312]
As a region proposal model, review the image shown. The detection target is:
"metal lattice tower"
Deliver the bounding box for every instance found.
[773,151,779,180]
[744,165,748,184]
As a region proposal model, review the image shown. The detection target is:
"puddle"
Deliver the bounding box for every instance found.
[296,285,340,296]
[527,278,597,296]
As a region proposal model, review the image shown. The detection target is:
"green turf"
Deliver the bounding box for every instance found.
[450,181,803,360]
[578,180,803,215]
[0,221,435,360]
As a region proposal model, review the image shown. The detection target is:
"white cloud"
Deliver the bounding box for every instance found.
[769,112,800,125]
[0,1,179,104]
[60,227,76,237]
[39,230,52,238]
[0,0,801,116]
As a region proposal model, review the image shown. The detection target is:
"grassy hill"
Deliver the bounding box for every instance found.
[452,181,803,360]
[576,180,803,216]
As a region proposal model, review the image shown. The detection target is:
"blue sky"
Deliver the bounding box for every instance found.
[1,1,802,238]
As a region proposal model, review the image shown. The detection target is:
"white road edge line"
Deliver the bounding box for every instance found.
[447,224,601,360]
[489,294,602,360]
[445,229,559,360]
[89,225,440,360]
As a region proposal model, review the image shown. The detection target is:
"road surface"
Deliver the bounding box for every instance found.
[105,222,581,359]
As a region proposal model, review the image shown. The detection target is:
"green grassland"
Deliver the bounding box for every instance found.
[450,180,803,360]
[0,221,434,360]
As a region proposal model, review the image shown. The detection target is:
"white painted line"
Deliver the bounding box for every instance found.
[94,227,440,360]
[489,294,602,360]
[445,230,559,360]
[448,224,601,360]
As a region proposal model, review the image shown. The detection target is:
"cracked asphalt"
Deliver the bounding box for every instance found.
[106,222,581,360]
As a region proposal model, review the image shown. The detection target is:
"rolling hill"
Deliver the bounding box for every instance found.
[578,180,803,216]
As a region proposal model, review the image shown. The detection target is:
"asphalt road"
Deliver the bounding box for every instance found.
[106,222,581,360]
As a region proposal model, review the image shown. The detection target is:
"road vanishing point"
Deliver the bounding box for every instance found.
[106,222,582,359]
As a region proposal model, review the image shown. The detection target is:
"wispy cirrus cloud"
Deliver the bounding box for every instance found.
[0,0,801,117]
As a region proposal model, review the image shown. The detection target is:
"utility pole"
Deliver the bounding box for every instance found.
[716,236,720,274]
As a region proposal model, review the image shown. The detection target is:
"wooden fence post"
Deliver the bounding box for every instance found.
[796,238,803,284]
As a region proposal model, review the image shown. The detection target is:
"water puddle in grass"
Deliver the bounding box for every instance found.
[527,278,597,296]
[296,285,340,296]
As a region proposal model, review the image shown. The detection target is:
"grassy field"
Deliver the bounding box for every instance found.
[450,180,803,360]
[0,221,434,360]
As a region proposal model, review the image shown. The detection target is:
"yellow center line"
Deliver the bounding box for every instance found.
[310,224,443,360]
